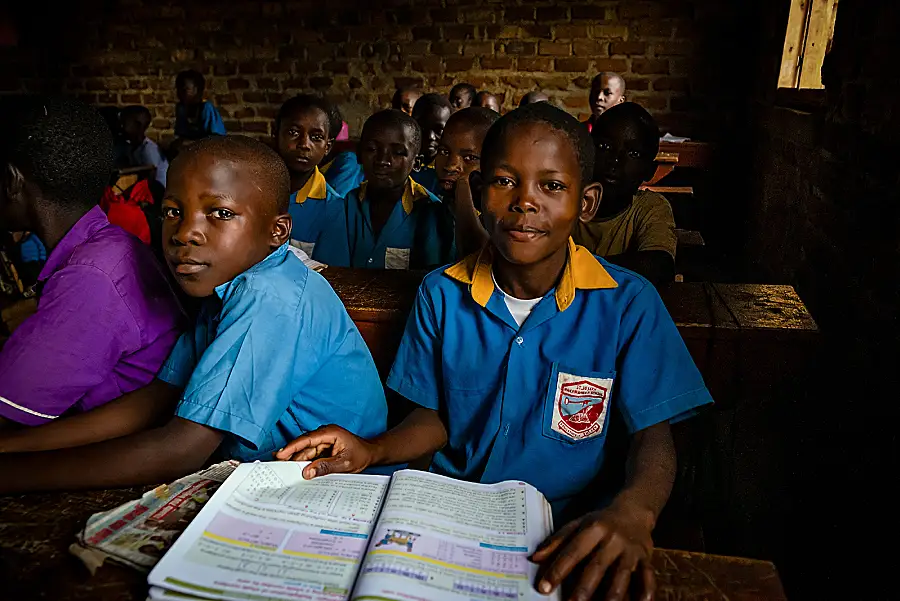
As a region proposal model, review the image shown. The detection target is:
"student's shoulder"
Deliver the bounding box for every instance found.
[232,251,344,314]
[69,222,159,281]
[633,189,674,214]
[591,255,667,313]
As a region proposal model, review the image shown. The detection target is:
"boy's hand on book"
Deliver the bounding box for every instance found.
[531,505,655,601]
[273,425,376,480]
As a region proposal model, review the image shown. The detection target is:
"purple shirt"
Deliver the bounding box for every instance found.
[0,206,183,425]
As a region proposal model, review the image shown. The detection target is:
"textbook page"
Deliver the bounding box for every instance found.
[352,470,557,601]
[148,462,389,601]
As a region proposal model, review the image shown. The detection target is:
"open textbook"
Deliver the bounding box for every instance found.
[147,462,557,601]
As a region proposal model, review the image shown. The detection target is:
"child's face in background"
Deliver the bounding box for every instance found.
[475,93,501,113]
[277,107,332,177]
[592,116,656,205]
[122,114,149,145]
[397,90,420,116]
[177,79,201,106]
[589,75,626,119]
[482,123,598,267]
[358,123,417,192]
[162,153,289,297]
[415,105,451,165]
[435,121,486,195]
[449,89,473,112]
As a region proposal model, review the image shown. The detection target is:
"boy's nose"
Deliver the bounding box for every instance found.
[171,216,206,246]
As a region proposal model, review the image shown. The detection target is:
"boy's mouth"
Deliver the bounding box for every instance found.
[501,223,545,242]
[438,176,458,191]
[170,257,210,275]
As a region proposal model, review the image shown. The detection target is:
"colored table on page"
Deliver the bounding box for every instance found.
[0,487,788,601]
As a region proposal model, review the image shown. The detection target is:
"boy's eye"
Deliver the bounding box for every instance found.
[162,206,181,219]
[287,128,300,138]
[596,142,611,153]
[627,150,643,159]
[493,176,515,187]
[311,134,324,142]
[463,154,479,163]
[437,147,449,157]
[211,208,236,220]
[544,181,567,192]
[394,148,408,157]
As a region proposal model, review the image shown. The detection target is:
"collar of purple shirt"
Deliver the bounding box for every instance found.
[38,205,111,282]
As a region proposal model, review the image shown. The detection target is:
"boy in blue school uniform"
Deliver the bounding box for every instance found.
[276,94,345,256]
[313,110,454,270]
[174,70,226,141]
[409,93,452,194]
[278,104,712,601]
[0,136,387,493]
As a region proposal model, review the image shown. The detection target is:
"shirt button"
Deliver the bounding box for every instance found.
[515,336,524,345]
[367,258,374,264]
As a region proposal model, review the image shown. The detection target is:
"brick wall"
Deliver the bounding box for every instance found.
[1,0,740,144]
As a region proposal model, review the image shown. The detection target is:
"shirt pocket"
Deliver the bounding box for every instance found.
[384,247,410,270]
[541,362,616,445]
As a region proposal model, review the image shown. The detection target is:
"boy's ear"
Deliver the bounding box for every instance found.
[3,164,25,204]
[412,154,425,173]
[271,213,292,248]
[579,181,602,222]
[325,138,334,157]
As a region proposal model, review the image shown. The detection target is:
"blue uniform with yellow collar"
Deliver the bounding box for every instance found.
[312,177,455,270]
[321,151,365,198]
[159,243,387,461]
[288,166,343,257]
[386,239,712,514]
[411,164,440,195]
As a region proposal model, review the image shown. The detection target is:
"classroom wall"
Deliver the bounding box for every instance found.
[0,0,745,143]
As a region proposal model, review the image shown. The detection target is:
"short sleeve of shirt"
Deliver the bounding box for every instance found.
[0,266,139,425]
[174,282,299,450]
[156,330,198,389]
[201,102,227,135]
[311,196,352,267]
[386,282,443,410]
[615,282,713,433]
[632,191,677,257]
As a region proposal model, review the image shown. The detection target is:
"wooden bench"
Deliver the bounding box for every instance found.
[0,487,788,601]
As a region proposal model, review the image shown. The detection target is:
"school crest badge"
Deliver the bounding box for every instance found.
[551,372,613,442]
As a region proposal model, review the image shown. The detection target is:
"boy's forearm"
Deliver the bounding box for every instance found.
[608,422,676,530]
[0,379,182,454]
[0,417,222,494]
[369,407,448,466]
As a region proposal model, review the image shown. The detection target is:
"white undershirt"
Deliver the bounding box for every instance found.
[492,270,542,327]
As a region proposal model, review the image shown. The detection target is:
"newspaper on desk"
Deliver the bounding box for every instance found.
[70,460,240,574]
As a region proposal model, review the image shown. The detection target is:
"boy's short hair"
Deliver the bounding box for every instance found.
[276,94,343,140]
[391,85,418,105]
[175,135,291,213]
[481,102,595,188]
[361,109,422,156]
[0,95,114,210]
[445,106,500,135]
[411,93,452,120]
[450,83,477,100]
[175,70,206,94]
[595,102,660,158]
[120,105,152,123]
[518,91,550,107]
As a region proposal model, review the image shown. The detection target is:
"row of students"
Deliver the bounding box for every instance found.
[0,95,710,601]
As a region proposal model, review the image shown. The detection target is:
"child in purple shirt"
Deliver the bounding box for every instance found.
[0,96,183,427]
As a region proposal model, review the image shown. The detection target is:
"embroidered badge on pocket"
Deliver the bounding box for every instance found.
[384,247,411,270]
[551,371,613,442]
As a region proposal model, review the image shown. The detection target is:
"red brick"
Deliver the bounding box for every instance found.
[152,119,171,129]
[651,2,694,19]
[521,25,552,39]
[536,76,572,91]
[412,57,443,72]
[620,2,652,19]
[463,42,494,57]
[412,26,441,41]
[631,95,668,110]
[266,61,292,74]
[142,93,167,104]
[500,75,539,89]
[307,45,333,62]
[258,106,279,119]
[636,22,674,38]
[121,93,141,104]
[228,78,251,90]
[592,25,629,39]
[401,41,431,57]
[444,25,477,40]
[224,120,241,131]
[626,78,650,91]
[536,7,567,22]
[382,60,407,73]
[653,77,689,92]
[573,76,591,89]
[562,95,589,109]
[554,25,589,40]
[234,107,256,119]
[323,61,350,75]
[632,58,669,75]
[502,41,536,55]
[555,58,591,73]
[571,6,609,20]
[283,77,309,90]
[481,57,514,70]
[464,9,497,24]
[445,57,475,72]
[517,57,553,71]
[538,41,570,56]
[653,41,694,56]
[431,8,459,22]
[309,76,333,89]
[433,42,462,55]
[257,77,280,90]
[238,61,264,75]
[323,29,348,43]
[573,41,608,57]
[504,7,534,21]
[214,93,239,105]
[610,42,646,56]
[215,63,239,76]
[594,58,628,72]
[243,91,267,103]
[242,121,270,133]
[98,93,118,104]
[393,76,425,89]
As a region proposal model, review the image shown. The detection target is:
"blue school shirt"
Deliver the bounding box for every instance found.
[321,151,365,198]
[174,101,227,140]
[18,233,47,264]
[386,239,713,512]
[157,243,388,461]
[312,177,455,270]
[411,165,440,194]
[288,166,344,256]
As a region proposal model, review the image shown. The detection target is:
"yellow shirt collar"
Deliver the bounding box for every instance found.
[358,177,431,215]
[294,167,328,204]
[444,238,618,311]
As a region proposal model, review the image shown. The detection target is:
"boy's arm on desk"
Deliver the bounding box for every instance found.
[0,379,181,454]
[0,417,223,494]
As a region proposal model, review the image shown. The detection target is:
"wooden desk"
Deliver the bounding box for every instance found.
[657,141,712,169]
[0,488,787,601]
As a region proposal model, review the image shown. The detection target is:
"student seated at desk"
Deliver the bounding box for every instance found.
[584,72,626,133]
[119,105,169,188]
[276,94,344,256]
[169,70,226,159]
[0,95,182,428]
[278,103,712,601]
[410,93,452,193]
[313,110,453,270]
[0,136,387,490]
[572,102,677,286]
